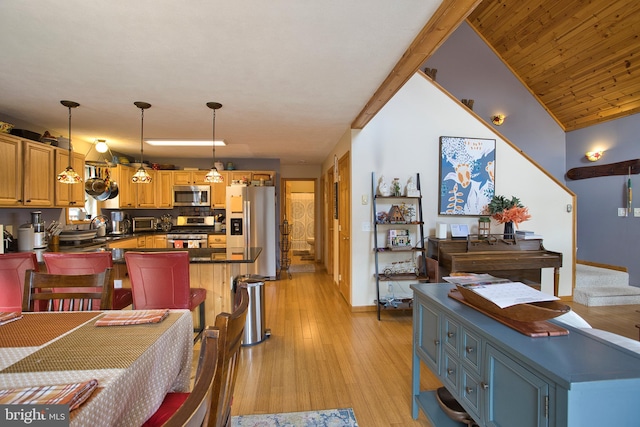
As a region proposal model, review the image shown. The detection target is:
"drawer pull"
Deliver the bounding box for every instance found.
[434,340,440,346]
[466,346,474,353]
[447,331,455,338]
[481,382,489,390]
[447,368,454,375]
[465,387,474,394]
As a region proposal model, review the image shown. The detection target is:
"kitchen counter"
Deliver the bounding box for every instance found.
[109,247,262,264]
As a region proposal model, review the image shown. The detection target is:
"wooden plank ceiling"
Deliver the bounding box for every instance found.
[467,0,640,131]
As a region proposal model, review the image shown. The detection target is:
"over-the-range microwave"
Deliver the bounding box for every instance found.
[173,185,211,207]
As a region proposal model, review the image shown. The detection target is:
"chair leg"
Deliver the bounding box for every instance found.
[194,300,205,343]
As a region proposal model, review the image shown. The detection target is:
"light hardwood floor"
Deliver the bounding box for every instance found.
[199,265,640,426]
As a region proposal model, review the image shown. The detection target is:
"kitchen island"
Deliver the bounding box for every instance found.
[110,247,262,324]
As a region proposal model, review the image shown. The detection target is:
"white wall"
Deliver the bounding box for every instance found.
[348,73,575,307]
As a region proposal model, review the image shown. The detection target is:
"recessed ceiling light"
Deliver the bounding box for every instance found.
[145,139,226,147]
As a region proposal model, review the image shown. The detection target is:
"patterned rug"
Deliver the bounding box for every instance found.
[289,263,316,273]
[231,408,358,426]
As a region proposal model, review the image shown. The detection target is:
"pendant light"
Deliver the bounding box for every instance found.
[204,102,224,183]
[132,101,152,183]
[56,100,82,184]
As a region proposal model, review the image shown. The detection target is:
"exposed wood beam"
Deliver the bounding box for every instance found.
[351,0,482,130]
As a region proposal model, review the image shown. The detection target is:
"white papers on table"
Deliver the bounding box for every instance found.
[443,273,510,286]
[459,281,559,308]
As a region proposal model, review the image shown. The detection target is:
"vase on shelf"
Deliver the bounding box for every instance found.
[503,221,515,240]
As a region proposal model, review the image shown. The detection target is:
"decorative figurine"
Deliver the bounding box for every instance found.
[378,175,390,196]
[406,176,420,197]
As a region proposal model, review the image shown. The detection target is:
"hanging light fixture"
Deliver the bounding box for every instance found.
[56,100,82,184]
[204,102,224,183]
[132,101,153,183]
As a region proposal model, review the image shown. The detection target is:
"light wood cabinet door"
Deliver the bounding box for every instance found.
[0,135,23,206]
[173,170,208,185]
[55,150,85,207]
[135,170,157,208]
[212,171,228,207]
[153,235,167,248]
[156,171,173,208]
[116,165,137,208]
[23,141,54,207]
[107,237,137,249]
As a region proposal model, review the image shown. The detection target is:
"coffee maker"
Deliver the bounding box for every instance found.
[31,211,47,261]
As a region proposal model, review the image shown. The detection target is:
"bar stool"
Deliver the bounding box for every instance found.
[0,253,39,312]
[125,251,206,341]
[42,252,133,310]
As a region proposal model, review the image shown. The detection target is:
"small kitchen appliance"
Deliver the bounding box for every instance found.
[111,211,127,234]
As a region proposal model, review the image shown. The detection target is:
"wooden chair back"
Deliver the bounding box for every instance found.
[0,253,38,312]
[22,268,114,312]
[162,286,249,427]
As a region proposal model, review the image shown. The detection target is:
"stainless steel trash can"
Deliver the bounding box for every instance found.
[235,275,270,346]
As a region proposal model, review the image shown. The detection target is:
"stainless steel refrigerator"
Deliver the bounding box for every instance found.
[226,185,276,279]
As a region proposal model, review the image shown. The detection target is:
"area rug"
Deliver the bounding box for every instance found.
[289,263,316,273]
[293,250,310,256]
[231,408,358,427]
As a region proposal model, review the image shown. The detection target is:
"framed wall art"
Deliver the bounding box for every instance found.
[439,136,495,216]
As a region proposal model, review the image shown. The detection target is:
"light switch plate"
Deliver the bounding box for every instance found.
[635,208,640,217]
[362,222,372,232]
[618,208,627,217]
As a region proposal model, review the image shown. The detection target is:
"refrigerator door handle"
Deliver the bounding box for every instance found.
[244,200,251,248]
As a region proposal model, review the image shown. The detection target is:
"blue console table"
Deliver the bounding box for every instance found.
[411,283,640,426]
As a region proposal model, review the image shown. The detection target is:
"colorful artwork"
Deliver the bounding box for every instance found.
[439,136,495,215]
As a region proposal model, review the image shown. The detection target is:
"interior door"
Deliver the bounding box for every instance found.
[338,152,351,304]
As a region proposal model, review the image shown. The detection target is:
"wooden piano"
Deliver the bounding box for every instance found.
[428,235,563,296]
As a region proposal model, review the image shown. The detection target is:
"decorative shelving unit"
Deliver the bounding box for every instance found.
[372,172,428,320]
[278,219,292,279]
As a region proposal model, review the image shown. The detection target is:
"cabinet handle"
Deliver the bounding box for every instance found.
[465,387,474,394]
[447,368,454,375]
[481,382,489,390]
[434,340,440,346]
[465,346,474,353]
[447,331,455,338]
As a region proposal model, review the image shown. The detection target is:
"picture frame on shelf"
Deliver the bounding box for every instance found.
[438,136,495,216]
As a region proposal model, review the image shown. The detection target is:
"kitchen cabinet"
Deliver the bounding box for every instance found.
[411,283,640,427]
[153,235,167,248]
[110,165,157,208]
[208,234,226,248]
[54,150,85,207]
[173,170,210,185]
[107,237,138,249]
[23,140,55,207]
[156,170,173,208]
[136,235,167,248]
[0,134,22,206]
[212,171,228,207]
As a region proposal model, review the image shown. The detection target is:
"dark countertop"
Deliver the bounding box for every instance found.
[109,247,262,264]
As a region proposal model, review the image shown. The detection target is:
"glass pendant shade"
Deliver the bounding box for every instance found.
[204,102,224,184]
[132,102,152,184]
[57,100,82,184]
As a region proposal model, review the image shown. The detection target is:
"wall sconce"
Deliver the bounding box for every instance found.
[491,114,505,126]
[585,151,603,162]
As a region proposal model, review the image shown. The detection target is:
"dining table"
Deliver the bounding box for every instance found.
[0,310,193,427]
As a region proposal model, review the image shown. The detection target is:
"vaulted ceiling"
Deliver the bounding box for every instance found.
[467,0,640,131]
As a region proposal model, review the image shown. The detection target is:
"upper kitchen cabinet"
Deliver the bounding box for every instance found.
[54,150,85,207]
[156,170,173,208]
[23,140,55,207]
[110,165,156,208]
[0,134,23,206]
[173,170,210,185]
[212,171,228,208]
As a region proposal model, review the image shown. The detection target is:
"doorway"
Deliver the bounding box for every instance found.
[281,179,317,270]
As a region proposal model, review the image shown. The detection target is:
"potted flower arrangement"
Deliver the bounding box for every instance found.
[487,195,531,239]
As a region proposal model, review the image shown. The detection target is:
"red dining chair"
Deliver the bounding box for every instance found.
[0,252,39,312]
[142,286,249,427]
[42,252,133,310]
[125,251,206,341]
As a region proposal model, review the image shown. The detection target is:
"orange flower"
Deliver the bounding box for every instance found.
[492,206,531,227]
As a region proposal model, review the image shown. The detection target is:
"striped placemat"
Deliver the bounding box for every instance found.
[1,313,182,373]
[0,312,100,348]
